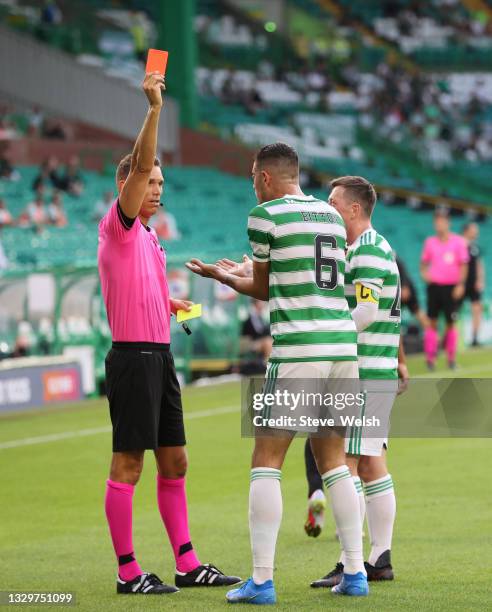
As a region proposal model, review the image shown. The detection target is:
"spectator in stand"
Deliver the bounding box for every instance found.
[21,193,48,231]
[42,117,68,140]
[27,106,44,136]
[59,155,84,196]
[47,191,67,227]
[0,199,13,227]
[130,11,148,63]
[93,190,114,222]
[152,206,180,241]
[0,151,20,181]
[462,222,485,346]
[0,117,18,139]
[32,156,63,192]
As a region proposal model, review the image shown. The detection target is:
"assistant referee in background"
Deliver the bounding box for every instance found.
[98,71,240,595]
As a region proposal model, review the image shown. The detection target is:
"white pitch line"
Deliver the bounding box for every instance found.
[0,405,238,450]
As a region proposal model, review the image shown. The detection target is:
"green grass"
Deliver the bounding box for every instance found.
[1,348,492,611]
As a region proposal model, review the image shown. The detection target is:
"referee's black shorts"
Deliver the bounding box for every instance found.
[105,342,186,452]
[426,283,461,324]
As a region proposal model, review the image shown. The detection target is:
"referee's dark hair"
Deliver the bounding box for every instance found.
[116,154,161,183]
[254,143,299,176]
[330,175,377,218]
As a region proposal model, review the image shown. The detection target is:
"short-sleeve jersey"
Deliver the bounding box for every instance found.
[344,229,400,380]
[247,194,357,363]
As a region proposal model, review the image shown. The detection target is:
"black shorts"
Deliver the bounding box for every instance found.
[105,342,186,452]
[427,283,461,324]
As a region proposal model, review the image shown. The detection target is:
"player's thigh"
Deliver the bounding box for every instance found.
[345,380,397,458]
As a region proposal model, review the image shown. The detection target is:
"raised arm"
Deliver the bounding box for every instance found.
[119,72,165,219]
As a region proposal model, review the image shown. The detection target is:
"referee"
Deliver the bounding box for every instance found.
[98,72,240,595]
[420,210,469,370]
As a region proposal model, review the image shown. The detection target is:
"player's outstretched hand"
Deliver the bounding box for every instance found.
[186,259,228,283]
[397,362,409,395]
[143,71,165,108]
[216,254,253,278]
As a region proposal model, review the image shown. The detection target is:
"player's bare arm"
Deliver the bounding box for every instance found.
[119,72,165,219]
[186,258,269,300]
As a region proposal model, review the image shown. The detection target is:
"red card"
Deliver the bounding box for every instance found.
[146,49,169,75]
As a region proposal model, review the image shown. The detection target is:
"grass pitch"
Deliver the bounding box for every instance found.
[1,348,492,611]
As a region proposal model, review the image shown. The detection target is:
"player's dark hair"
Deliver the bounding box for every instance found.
[330,175,377,217]
[116,154,161,183]
[254,143,299,174]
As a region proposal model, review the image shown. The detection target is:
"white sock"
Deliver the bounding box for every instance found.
[339,476,366,565]
[364,474,396,566]
[322,466,365,575]
[249,468,282,584]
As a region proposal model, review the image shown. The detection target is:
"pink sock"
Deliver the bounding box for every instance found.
[157,475,201,573]
[105,479,142,581]
[424,327,438,363]
[445,327,458,363]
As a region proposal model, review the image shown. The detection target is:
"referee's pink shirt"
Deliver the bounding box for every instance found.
[421,233,469,286]
[98,199,171,343]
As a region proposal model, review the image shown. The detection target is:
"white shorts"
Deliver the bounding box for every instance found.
[257,360,359,434]
[345,379,398,457]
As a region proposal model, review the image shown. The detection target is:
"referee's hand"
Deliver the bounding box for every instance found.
[143,71,165,108]
[170,299,192,315]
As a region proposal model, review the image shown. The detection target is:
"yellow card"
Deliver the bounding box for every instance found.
[177,303,202,323]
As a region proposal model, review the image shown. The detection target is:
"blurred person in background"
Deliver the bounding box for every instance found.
[130,11,148,63]
[0,149,20,181]
[151,205,180,241]
[21,192,48,230]
[47,191,67,227]
[395,254,429,330]
[0,199,13,227]
[240,298,272,363]
[32,156,62,192]
[59,155,84,196]
[93,190,114,222]
[27,105,44,136]
[462,223,484,346]
[420,210,469,370]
